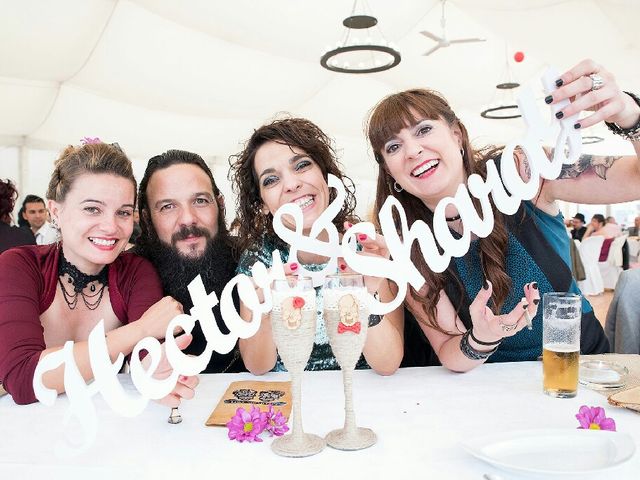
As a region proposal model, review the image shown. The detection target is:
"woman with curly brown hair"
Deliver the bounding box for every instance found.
[367,59,640,372]
[229,117,403,375]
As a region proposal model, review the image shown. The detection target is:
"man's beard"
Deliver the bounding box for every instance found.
[141,226,237,313]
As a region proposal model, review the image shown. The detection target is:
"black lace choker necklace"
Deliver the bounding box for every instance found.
[58,251,108,310]
[446,213,461,222]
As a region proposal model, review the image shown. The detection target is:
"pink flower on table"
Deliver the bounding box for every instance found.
[264,404,289,437]
[226,406,267,442]
[576,405,616,431]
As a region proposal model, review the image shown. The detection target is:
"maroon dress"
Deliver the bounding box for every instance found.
[0,244,163,404]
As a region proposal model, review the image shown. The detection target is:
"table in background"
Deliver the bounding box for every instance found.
[1,362,639,479]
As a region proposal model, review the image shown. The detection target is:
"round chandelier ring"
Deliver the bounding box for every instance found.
[480,105,521,120]
[320,44,401,74]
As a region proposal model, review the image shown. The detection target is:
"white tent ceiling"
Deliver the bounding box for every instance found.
[1,0,639,214]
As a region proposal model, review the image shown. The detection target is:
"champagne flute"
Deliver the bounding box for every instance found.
[270,276,325,457]
[323,273,376,450]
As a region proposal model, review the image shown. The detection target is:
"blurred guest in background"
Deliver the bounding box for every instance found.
[570,213,587,241]
[627,216,640,236]
[0,179,35,254]
[20,194,58,245]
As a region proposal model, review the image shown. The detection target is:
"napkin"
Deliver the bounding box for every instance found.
[608,385,640,413]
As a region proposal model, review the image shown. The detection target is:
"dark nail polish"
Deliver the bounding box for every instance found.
[544,95,553,104]
[523,304,528,309]
[483,279,489,290]
[290,263,298,271]
[532,282,538,290]
[339,263,347,271]
[555,111,564,119]
[533,298,540,305]
[555,79,563,87]
[574,122,581,129]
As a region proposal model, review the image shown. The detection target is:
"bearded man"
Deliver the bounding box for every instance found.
[136,150,244,373]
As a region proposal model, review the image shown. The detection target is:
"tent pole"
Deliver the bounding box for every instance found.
[18,136,28,199]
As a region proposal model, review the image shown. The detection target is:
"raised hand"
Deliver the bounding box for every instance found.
[551,59,640,129]
[469,281,541,343]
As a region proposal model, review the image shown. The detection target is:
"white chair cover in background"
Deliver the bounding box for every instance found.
[628,237,640,261]
[605,268,640,354]
[577,236,605,295]
[599,236,626,290]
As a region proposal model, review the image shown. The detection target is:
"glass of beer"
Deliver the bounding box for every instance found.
[323,273,376,450]
[542,292,581,398]
[270,276,325,457]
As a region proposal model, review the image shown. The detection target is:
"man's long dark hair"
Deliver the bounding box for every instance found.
[137,149,229,252]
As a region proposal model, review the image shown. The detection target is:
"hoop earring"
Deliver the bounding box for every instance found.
[393,181,403,193]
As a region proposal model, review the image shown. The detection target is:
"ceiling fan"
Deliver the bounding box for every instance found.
[420,0,486,57]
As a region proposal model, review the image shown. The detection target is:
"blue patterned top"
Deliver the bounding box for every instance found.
[237,235,368,371]
[453,201,594,362]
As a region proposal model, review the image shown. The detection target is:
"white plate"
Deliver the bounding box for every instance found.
[461,429,636,476]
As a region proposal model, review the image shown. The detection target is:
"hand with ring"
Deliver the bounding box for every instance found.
[547,59,640,130]
[468,281,541,343]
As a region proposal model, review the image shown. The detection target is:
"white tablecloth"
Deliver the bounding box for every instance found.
[1,363,639,479]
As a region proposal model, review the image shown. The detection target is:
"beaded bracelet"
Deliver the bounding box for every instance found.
[605,91,640,141]
[469,327,503,346]
[460,330,498,361]
[368,291,383,327]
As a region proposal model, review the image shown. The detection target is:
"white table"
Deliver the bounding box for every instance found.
[1,363,639,479]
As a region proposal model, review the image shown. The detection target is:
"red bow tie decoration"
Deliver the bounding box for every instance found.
[337,321,361,334]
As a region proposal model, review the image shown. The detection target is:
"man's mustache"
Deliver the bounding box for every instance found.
[171,225,212,245]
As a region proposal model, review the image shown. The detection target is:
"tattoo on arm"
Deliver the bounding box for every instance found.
[515,147,532,180]
[557,154,622,180]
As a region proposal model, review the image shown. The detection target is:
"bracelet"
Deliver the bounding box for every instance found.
[460,330,498,361]
[368,313,383,328]
[367,291,383,328]
[469,327,503,346]
[605,91,640,141]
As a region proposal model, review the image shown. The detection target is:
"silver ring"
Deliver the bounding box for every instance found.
[589,73,604,92]
[499,321,518,333]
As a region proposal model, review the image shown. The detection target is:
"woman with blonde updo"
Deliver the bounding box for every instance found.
[0,141,198,405]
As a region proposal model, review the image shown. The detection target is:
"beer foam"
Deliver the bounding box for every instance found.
[544,342,579,352]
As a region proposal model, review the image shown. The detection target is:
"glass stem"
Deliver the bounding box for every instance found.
[342,367,356,432]
[291,369,304,441]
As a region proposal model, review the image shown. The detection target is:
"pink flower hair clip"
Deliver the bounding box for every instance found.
[80,137,102,145]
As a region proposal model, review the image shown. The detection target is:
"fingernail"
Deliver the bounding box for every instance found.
[574,122,581,129]
[180,375,188,382]
[358,234,368,241]
[290,263,298,271]
[555,111,564,119]
[523,304,529,309]
[533,298,540,305]
[483,279,489,290]
[348,222,353,228]
[544,95,553,104]
[532,282,538,290]
[339,263,347,271]
[555,79,563,87]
